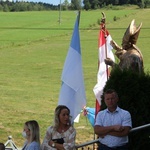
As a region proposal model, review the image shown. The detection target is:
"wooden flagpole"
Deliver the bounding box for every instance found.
[101,12,109,80]
[93,12,109,150]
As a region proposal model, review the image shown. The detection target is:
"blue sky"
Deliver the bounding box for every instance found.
[22,0,71,5]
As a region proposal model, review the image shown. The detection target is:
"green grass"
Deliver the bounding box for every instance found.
[0,7,150,148]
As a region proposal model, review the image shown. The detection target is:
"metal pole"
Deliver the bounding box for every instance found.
[130,123,150,133]
[75,123,150,149]
[59,0,61,25]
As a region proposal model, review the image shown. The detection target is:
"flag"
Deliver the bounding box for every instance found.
[93,25,115,116]
[83,107,95,127]
[58,12,86,123]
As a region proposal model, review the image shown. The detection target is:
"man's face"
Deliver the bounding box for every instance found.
[104,92,118,110]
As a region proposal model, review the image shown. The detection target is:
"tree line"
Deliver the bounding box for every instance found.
[0,0,149,12]
[83,0,150,10]
[0,1,57,12]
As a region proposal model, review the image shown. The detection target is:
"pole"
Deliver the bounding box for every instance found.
[59,0,62,25]
[76,123,150,149]
[93,12,108,150]
[101,12,109,80]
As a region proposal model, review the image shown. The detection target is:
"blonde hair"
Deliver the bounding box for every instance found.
[25,120,40,144]
[53,105,71,130]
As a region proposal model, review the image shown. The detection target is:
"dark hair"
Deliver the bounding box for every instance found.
[54,105,71,129]
[25,120,40,144]
[104,89,119,99]
[0,143,5,150]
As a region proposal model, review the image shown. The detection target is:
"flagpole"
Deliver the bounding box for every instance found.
[93,12,109,150]
[78,11,81,25]
[59,0,61,25]
[101,12,109,80]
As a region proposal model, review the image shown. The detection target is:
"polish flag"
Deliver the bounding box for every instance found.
[93,26,115,116]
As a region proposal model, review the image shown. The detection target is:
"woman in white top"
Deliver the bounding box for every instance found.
[22,120,40,150]
[41,105,76,150]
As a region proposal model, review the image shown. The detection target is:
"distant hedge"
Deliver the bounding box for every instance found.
[101,67,150,150]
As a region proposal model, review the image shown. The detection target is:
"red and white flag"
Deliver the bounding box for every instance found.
[93,26,115,116]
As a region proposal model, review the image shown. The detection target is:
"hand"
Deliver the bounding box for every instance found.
[48,140,54,147]
[113,125,125,132]
[104,58,114,66]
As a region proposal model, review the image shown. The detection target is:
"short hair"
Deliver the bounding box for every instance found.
[25,120,40,144]
[104,89,119,99]
[54,105,71,129]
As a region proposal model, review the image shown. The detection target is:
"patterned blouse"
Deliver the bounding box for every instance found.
[41,126,76,150]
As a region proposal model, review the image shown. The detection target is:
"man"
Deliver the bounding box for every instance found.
[94,89,132,150]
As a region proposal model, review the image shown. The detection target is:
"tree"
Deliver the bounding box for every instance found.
[101,67,150,149]
[62,0,70,10]
[144,0,150,8]
[83,0,91,10]
[90,0,99,9]
[71,0,82,10]
[3,3,9,11]
[113,0,120,5]
[119,0,130,5]
[97,0,105,7]
[137,0,145,8]
[0,4,3,11]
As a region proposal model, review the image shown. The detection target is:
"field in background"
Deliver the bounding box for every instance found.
[0,7,150,148]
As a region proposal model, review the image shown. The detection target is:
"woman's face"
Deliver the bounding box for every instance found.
[23,124,30,137]
[59,108,70,125]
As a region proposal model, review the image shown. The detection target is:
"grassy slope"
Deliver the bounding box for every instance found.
[0,7,150,147]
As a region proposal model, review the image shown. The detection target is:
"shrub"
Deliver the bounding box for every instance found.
[113,16,120,21]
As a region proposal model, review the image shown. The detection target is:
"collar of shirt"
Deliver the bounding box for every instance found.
[106,106,120,113]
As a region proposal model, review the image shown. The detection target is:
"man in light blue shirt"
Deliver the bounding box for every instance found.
[94,89,132,150]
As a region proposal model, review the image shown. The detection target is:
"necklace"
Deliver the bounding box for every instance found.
[58,125,68,133]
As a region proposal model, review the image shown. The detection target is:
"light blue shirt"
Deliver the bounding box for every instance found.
[22,141,40,150]
[95,107,132,147]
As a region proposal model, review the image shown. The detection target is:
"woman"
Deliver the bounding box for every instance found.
[22,120,40,150]
[41,105,76,150]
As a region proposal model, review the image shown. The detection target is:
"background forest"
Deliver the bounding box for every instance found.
[0,0,150,12]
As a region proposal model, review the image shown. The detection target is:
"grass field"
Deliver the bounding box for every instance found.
[0,7,150,148]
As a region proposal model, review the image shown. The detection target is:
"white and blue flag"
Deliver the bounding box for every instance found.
[58,12,86,122]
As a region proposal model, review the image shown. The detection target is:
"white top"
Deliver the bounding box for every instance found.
[95,106,132,147]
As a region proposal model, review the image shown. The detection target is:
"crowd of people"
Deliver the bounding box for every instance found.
[1,89,132,150]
